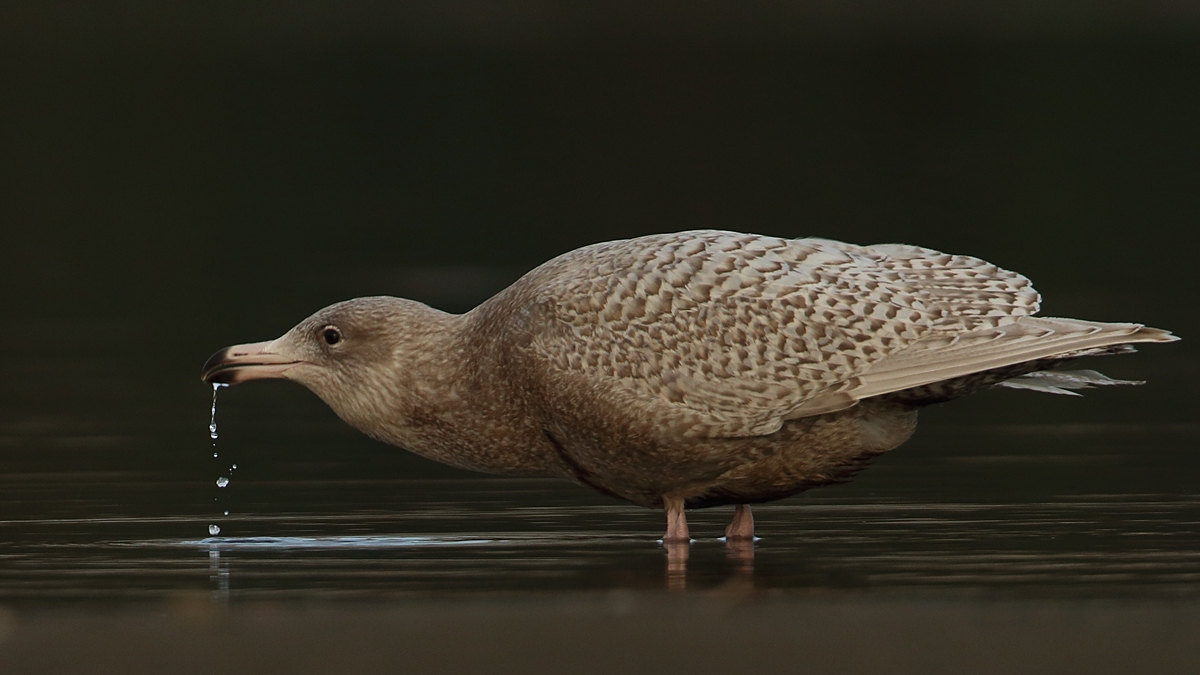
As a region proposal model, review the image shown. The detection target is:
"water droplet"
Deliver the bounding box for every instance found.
[231,464,237,470]
[207,383,232,541]
[208,384,222,441]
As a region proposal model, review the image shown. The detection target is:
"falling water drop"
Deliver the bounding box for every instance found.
[207,382,234,541]
[208,383,225,441]
[231,464,237,470]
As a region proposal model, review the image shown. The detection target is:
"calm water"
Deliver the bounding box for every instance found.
[3,482,1200,599]
[3,360,1200,598]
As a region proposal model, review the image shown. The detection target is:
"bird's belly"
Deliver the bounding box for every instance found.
[685,400,919,507]
[545,399,919,508]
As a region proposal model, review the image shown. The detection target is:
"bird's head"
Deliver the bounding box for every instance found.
[201,296,457,437]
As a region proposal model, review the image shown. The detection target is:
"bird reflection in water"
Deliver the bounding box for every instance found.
[208,548,230,600]
[664,541,690,591]
[723,537,755,575]
[662,528,756,592]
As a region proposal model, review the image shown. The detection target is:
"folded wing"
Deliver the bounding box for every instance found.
[526,230,1175,438]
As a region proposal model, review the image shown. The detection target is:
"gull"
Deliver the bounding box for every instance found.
[201,231,1176,542]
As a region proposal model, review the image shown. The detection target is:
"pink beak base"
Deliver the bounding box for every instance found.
[200,340,299,385]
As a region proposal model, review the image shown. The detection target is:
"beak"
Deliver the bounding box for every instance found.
[201,340,300,385]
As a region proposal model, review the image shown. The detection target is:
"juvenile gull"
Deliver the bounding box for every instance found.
[201,231,1177,542]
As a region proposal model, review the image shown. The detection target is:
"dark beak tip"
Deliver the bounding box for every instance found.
[204,369,239,385]
[200,347,232,384]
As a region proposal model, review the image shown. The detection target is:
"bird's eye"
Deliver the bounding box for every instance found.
[322,327,342,346]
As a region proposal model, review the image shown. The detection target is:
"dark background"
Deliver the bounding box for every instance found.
[3,4,1200,672]
[1,0,1198,514]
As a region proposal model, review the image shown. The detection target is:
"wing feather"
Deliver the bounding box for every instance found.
[520,230,1170,438]
[848,319,1173,400]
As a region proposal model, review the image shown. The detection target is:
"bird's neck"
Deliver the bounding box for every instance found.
[337,308,556,476]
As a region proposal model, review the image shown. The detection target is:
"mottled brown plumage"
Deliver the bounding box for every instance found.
[201,230,1177,541]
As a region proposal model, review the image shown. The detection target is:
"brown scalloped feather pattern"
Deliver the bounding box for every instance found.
[517,230,1167,439]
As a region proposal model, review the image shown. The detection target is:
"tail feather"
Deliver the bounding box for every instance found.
[850,318,1172,401]
[862,320,1176,406]
[995,369,1143,396]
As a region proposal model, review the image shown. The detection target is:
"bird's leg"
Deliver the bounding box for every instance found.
[662,496,690,543]
[724,504,755,540]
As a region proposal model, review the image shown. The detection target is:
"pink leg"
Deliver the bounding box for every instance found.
[662,496,690,543]
[724,504,755,540]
